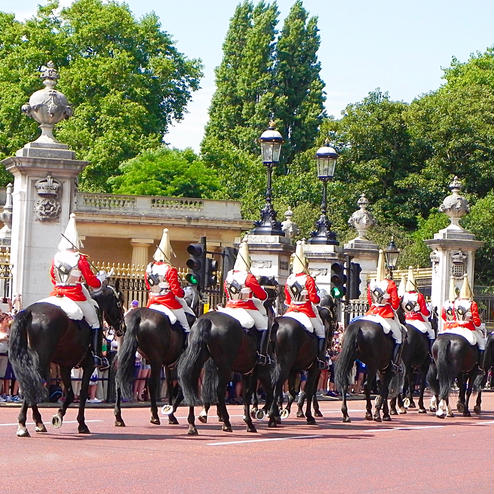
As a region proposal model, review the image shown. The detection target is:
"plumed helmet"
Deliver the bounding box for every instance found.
[405,266,417,292]
[233,240,251,271]
[375,249,387,282]
[397,274,407,297]
[448,276,458,302]
[459,274,473,300]
[153,228,174,263]
[291,240,308,275]
[57,213,83,251]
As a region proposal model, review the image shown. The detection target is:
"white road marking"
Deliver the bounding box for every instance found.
[208,434,324,446]
[0,419,103,427]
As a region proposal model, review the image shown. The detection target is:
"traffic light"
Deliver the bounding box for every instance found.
[349,262,362,299]
[330,261,347,299]
[222,247,239,275]
[205,257,219,287]
[185,242,205,289]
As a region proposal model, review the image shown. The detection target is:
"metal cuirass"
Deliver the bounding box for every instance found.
[369,280,388,305]
[455,300,471,322]
[402,292,418,313]
[146,263,170,294]
[225,271,250,301]
[444,301,455,321]
[287,275,308,303]
[54,250,81,286]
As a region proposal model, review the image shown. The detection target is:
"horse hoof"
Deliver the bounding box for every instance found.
[398,407,407,415]
[246,426,257,433]
[198,415,207,424]
[365,413,373,421]
[306,417,317,425]
[187,426,198,436]
[474,405,481,415]
[250,409,257,419]
[463,411,471,417]
[168,416,179,425]
[268,420,277,428]
[429,406,437,413]
[390,409,398,415]
[383,415,392,422]
[314,410,323,418]
[16,428,30,438]
[418,408,427,414]
[408,401,416,409]
[436,413,445,419]
[52,415,63,429]
[150,417,160,425]
[374,416,382,422]
[296,411,305,418]
[343,416,351,423]
[222,424,233,433]
[456,402,465,413]
[114,420,126,427]
[78,425,91,434]
[35,424,47,433]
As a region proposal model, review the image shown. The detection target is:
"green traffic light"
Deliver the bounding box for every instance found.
[186,274,199,285]
[331,286,344,299]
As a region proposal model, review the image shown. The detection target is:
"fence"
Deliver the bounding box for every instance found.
[0,246,11,300]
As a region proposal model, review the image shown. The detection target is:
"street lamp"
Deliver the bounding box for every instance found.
[384,236,400,278]
[251,121,285,236]
[308,141,339,245]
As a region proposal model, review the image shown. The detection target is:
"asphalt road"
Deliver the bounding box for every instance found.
[1,392,493,494]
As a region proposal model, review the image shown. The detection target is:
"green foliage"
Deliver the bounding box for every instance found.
[0,0,202,190]
[108,147,223,198]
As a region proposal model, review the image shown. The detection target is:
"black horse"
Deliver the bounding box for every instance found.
[334,317,401,422]
[390,324,433,415]
[427,332,484,418]
[8,285,125,437]
[267,295,337,428]
[114,306,193,427]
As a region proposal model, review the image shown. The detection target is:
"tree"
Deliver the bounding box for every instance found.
[0,0,202,190]
[108,147,223,198]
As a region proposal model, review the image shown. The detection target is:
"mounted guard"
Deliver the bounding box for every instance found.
[145,228,194,340]
[401,266,435,356]
[49,213,107,368]
[441,276,458,332]
[219,239,270,365]
[364,249,403,373]
[283,240,327,370]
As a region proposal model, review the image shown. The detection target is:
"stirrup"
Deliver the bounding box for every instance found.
[256,353,271,366]
[390,361,402,374]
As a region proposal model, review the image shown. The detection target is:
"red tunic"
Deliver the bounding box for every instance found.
[366,279,400,318]
[146,262,184,310]
[50,254,101,301]
[224,272,267,310]
[441,305,457,330]
[285,273,320,318]
[404,291,430,322]
[455,300,481,331]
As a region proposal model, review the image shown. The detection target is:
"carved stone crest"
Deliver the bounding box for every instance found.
[34,175,62,221]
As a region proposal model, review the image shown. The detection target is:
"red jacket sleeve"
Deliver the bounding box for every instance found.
[285,284,292,305]
[471,302,481,327]
[306,276,320,304]
[166,267,185,298]
[441,307,447,322]
[246,273,267,301]
[144,270,151,290]
[78,255,101,289]
[367,286,372,306]
[417,293,430,317]
[50,262,56,286]
[388,281,400,310]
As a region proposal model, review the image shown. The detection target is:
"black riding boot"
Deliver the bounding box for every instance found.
[91,327,105,368]
[317,337,328,370]
[478,349,485,374]
[391,342,403,374]
[256,330,270,366]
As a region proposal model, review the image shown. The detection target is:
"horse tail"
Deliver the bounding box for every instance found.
[177,317,211,405]
[437,339,456,400]
[335,323,359,393]
[8,309,47,404]
[202,358,219,404]
[115,310,140,401]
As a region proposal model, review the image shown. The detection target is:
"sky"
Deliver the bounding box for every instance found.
[4,0,494,152]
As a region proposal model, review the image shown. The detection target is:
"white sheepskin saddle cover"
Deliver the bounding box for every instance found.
[148,304,178,325]
[39,296,84,321]
[217,307,254,329]
[360,314,402,334]
[442,327,476,346]
[407,320,432,334]
[283,312,313,333]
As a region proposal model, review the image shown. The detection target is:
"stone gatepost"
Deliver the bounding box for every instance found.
[1,62,88,306]
[424,177,483,329]
[304,243,343,295]
[344,193,379,298]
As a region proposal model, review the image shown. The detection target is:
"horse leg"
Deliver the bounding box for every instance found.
[363,371,374,421]
[31,404,47,433]
[296,388,306,418]
[381,372,392,421]
[76,360,93,434]
[169,384,184,423]
[242,374,257,433]
[216,369,232,432]
[313,395,322,417]
[389,396,398,415]
[304,367,320,425]
[51,366,74,430]
[16,400,30,437]
[198,403,210,424]
[407,370,416,408]
[186,405,198,435]
[456,375,466,414]
[373,372,385,422]
[285,371,298,417]
[474,389,482,415]
[463,373,476,417]
[268,364,286,428]
[114,386,125,427]
[148,362,161,425]
[417,369,428,413]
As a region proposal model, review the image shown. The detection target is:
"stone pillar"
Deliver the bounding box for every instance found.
[1,62,88,306]
[344,193,379,297]
[130,238,154,266]
[424,177,483,329]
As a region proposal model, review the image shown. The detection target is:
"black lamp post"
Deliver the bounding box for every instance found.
[384,236,400,279]
[308,142,339,245]
[251,121,285,236]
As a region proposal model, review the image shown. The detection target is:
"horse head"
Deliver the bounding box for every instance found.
[318,289,339,347]
[184,285,200,316]
[91,284,126,336]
